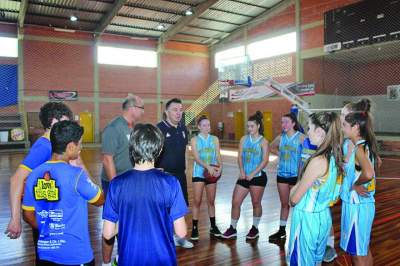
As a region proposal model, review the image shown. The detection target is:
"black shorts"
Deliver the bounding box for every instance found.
[236,171,268,189]
[277,175,298,186]
[192,177,216,185]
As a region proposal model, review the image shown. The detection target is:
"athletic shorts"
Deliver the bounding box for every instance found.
[236,171,267,189]
[192,177,217,185]
[340,201,375,256]
[277,175,298,186]
[287,208,332,265]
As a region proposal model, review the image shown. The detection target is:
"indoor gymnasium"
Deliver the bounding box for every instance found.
[0,0,399,265]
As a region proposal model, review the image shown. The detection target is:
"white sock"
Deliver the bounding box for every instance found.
[280,220,287,227]
[253,216,261,228]
[327,235,335,248]
[115,255,119,262]
[231,219,238,229]
[102,263,111,266]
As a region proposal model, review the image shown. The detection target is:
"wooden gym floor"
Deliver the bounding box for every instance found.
[0,148,399,265]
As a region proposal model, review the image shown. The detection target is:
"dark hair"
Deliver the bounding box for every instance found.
[345,111,378,170]
[165,98,182,109]
[197,115,209,125]
[129,123,164,165]
[301,112,343,179]
[50,120,83,154]
[283,113,301,132]
[345,98,371,113]
[248,111,264,135]
[39,102,73,129]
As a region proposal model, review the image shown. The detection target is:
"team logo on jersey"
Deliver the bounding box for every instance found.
[34,171,60,201]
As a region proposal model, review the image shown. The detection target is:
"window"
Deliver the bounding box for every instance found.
[0,37,18,58]
[248,32,296,61]
[215,46,246,68]
[97,46,157,68]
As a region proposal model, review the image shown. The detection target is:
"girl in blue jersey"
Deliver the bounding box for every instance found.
[190,115,222,240]
[269,113,305,241]
[340,104,378,266]
[287,112,343,266]
[222,111,269,240]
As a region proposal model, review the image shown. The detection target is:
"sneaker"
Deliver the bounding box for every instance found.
[221,225,237,239]
[210,226,222,237]
[246,226,259,240]
[111,257,118,266]
[191,227,199,240]
[268,229,286,241]
[174,235,194,249]
[323,246,338,263]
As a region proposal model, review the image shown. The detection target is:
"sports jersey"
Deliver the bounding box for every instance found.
[22,161,101,265]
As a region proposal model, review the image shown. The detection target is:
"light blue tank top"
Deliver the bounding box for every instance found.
[193,134,218,178]
[278,131,302,177]
[341,139,375,204]
[242,135,264,177]
[294,155,339,212]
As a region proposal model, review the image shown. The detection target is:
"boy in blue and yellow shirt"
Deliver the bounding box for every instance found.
[22,121,104,265]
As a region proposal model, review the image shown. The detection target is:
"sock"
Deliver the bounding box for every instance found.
[231,219,238,229]
[253,216,261,228]
[279,220,287,227]
[102,263,111,266]
[115,255,118,262]
[327,235,335,248]
[192,219,198,230]
[210,217,216,228]
[279,225,286,232]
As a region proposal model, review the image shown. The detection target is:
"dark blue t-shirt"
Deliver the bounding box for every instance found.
[103,168,188,266]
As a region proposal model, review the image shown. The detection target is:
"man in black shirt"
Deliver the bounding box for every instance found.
[156,98,193,249]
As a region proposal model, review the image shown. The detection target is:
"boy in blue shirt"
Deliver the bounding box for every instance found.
[22,121,104,265]
[103,123,188,266]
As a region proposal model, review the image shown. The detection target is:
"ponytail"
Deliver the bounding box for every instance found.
[249,111,264,136]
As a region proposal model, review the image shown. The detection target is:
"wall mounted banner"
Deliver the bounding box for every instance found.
[49,90,78,101]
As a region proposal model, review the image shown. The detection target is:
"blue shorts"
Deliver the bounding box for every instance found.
[340,201,375,256]
[287,208,332,266]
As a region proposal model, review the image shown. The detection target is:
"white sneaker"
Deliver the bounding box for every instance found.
[174,235,194,249]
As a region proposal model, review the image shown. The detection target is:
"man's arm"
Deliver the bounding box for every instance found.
[6,167,31,239]
[102,154,117,181]
[173,217,187,239]
[22,210,37,229]
[103,220,118,240]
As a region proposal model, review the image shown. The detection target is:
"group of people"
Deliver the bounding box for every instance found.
[5,94,378,266]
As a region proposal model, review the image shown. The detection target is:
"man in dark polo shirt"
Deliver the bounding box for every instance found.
[156,98,193,249]
[101,93,144,265]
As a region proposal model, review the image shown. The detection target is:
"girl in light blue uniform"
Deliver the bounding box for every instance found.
[190,115,222,240]
[269,113,305,241]
[287,112,343,266]
[221,111,269,240]
[340,109,378,266]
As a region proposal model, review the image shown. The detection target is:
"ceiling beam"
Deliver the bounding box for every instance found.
[117,13,175,25]
[162,0,196,7]
[228,0,268,10]
[212,0,294,48]
[159,0,219,44]
[95,0,128,35]
[208,7,255,18]
[198,17,241,26]
[18,0,28,28]
[28,1,106,15]
[125,3,182,16]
